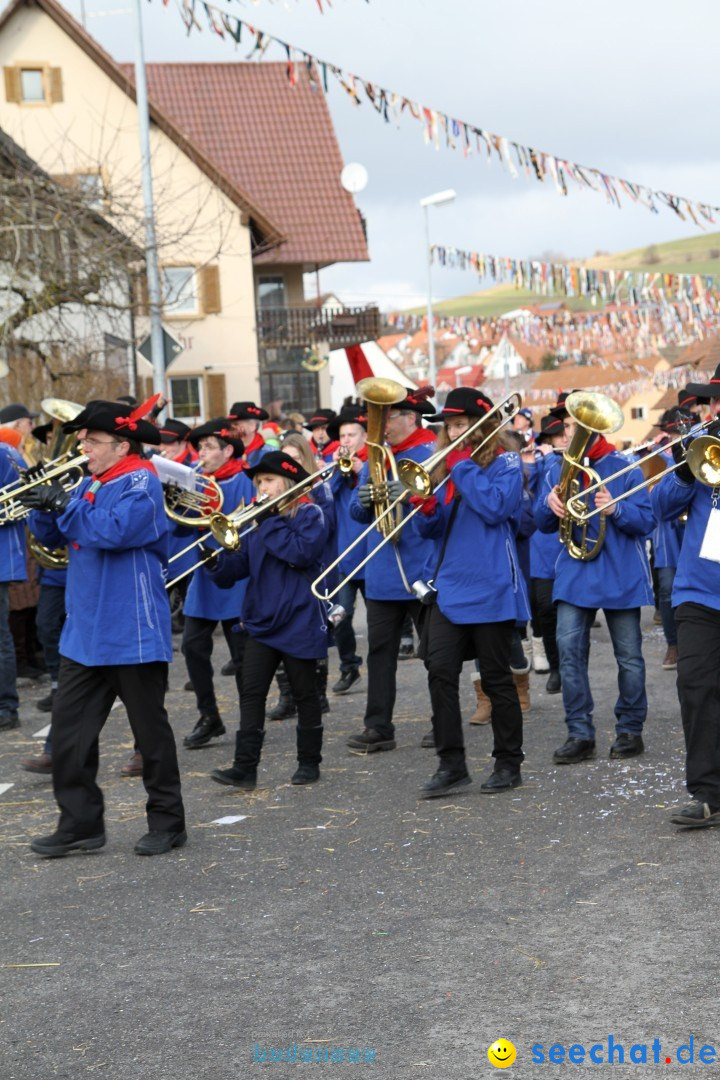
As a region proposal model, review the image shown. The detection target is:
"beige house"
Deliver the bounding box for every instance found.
[0,0,374,419]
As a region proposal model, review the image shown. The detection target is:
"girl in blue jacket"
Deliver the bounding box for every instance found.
[207,451,329,789]
[411,388,528,800]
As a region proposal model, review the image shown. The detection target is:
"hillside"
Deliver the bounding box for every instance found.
[406,230,720,319]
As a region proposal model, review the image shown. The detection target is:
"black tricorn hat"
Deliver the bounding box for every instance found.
[327,405,367,442]
[187,417,245,457]
[305,408,336,430]
[654,406,696,433]
[63,396,161,445]
[157,419,191,444]
[245,450,310,484]
[548,388,581,420]
[536,412,565,443]
[228,401,270,423]
[399,385,436,417]
[31,421,54,444]
[427,386,493,423]
[682,364,720,404]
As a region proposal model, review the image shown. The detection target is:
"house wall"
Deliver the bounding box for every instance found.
[0,4,259,419]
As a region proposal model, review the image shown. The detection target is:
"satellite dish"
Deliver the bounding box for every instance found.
[341,163,368,194]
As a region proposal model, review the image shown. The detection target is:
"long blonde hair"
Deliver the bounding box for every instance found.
[280,432,318,475]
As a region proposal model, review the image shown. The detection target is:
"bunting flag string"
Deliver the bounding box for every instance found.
[167,0,718,227]
[430,244,720,308]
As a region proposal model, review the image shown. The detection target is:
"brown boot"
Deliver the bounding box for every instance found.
[20,752,52,775]
[662,645,678,670]
[468,676,491,725]
[120,750,143,777]
[513,671,531,714]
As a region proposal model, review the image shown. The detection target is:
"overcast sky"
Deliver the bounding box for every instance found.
[45,0,720,308]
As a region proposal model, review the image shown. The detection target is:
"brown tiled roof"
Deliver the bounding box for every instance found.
[0,0,285,249]
[119,62,369,269]
[674,333,720,372]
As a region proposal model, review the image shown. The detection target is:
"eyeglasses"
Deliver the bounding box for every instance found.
[80,436,119,448]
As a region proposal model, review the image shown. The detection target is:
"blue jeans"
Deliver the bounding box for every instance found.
[656,566,677,647]
[556,602,647,740]
[334,579,365,674]
[0,583,18,717]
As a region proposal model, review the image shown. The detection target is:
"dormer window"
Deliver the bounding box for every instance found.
[20,68,44,102]
[4,64,63,105]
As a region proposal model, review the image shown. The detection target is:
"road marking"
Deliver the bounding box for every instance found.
[0,783,15,796]
[33,725,51,739]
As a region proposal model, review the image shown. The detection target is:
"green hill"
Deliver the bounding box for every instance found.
[406,231,720,319]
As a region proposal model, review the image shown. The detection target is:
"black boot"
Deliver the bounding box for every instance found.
[316,660,330,715]
[266,665,297,721]
[292,725,323,785]
[211,729,264,788]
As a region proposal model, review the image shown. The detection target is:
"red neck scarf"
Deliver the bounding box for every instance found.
[84,455,156,504]
[244,432,265,459]
[211,457,247,481]
[173,445,197,465]
[390,428,436,457]
[322,439,340,459]
[586,435,616,460]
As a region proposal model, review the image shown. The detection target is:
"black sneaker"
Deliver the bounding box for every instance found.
[0,712,20,731]
[670,800,720,828]
[346,728,396,752]
[30,831,106,857]
[221,660,238,677]
[480,768,522,793]
[398,641,415,660]
[183,680,194,692]
[609,733,644,759]
[134,829,187,855]
[291,764,320,785]
[210,766,257,789]
[420,729,435,749]
[332,669,361,694]
[183,714,225,749]
[553,737,596,764]
[419,768,471,799]
[36,691,54,712]
[545,670,561,694]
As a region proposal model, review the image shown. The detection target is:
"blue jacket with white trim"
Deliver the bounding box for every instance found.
[414,452,530,624]
[651,470,720,612]
[533,449,654,609]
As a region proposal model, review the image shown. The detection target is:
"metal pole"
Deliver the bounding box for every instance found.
[424,204,437,390]
[133,0,165,401]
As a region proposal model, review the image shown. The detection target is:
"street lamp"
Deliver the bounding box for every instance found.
[420,189,456,391]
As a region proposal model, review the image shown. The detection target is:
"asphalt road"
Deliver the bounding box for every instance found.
[1,610,718,1079]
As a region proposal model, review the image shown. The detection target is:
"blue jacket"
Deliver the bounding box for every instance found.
[245,438,270,469]
[529,453,562,579]
[0,445,28,583]
[534,449,654,609]
[182,469,254,621]
[330,467,367,582]
[651,454,683,569]
[206,502,329,658]
[651,471,720,611]
[349,441,439,601]
[29,468,171,666]
[415,453,530,624]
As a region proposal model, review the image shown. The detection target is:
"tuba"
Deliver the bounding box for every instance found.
[556,391,624,561]
[356,377,408,542]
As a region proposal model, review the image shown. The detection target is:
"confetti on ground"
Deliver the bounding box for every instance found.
[0,783,14,796]
[211,815,248,825]
[33,724,51,739]
[2,962,61,968]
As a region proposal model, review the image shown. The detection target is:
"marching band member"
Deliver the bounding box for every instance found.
[347,389,438,753]
[207,451,328,788]
[180,420,254,750]
[305,409,339,463]
[0,427,29,733]
[157,419,197,467]
[412,388,529,797]
[20,398,186,857]
[159,418,198,641]
[534,399,654,764]
[512,406,535,446]
[327,406,368,695]
[227,401,271,467]
[652,371,720,829]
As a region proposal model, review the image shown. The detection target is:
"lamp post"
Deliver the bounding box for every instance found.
[420,189,456,391]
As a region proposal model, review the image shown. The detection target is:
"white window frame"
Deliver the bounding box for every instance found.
[169,375,204,422]
[20,68,45,103]
[163,266,199,317]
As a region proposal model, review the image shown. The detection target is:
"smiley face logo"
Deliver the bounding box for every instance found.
[487,1039,517,1068]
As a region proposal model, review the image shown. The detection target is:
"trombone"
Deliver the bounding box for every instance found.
[565,417,720,525]
[311,392,523,601]
[165,460,339,590]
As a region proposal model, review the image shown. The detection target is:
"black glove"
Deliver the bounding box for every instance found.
[22,462,48,483]
[198,542,220,571]
[18,483,71,514]
[357,483,374,509]
[671,436,694,484]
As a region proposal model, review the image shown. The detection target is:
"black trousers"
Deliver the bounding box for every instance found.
[240,637,321,734]
[364,597,426,738]
[530,577,559,671]
[427,606,523,772]
[51,657,184,838]
[675,602,720,807]
[182,616,245,717]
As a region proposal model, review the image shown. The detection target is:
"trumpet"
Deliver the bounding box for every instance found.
[311,392,522,601]
[565,418,720,526]
[165,460,338,590]
[0,450,88,525]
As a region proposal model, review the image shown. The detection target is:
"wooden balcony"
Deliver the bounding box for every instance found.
[256,304,381,348]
